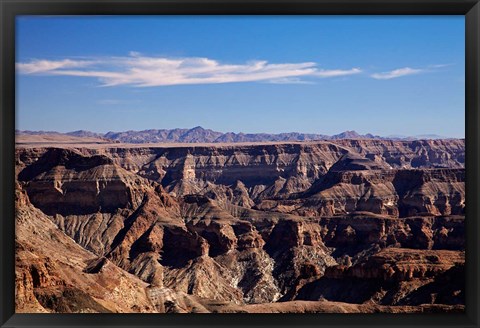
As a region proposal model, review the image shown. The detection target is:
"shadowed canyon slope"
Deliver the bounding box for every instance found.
[15,138,465,313]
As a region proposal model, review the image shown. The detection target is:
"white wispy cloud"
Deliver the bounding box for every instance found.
[314,68,362,78]
[370,64,452,80]
[16,59,95,74]
[370,67,426,80]
[428,63,454,69]
[16,54,362,87]
[370,67,425,80]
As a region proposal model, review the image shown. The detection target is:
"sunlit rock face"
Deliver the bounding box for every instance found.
[15,138,465,313]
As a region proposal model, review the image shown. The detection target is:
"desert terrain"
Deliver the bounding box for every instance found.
[15,133,465,313]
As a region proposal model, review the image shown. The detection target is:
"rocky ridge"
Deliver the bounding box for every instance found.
[15,138,465,313]
[16,127,456,144]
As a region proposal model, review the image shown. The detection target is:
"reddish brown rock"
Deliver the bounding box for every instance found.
[14,140,465,313]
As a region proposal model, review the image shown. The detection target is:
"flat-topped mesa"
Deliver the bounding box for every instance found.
[294,248,465,306]
[15,138,465,218]
[14,138,466,313]
[134,143,348,188]
[17,149,152,216]
[16,137,465,170]
[289,167,465,217]
[134,139,464,186]
[323,248,465,282]
[330,139,465,167]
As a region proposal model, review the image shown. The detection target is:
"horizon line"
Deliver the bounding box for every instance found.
[15,126,464,140]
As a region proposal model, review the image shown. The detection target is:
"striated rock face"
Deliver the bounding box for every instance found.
[15,139,465,313]
[16,139,465,216]
[18,148,151,216]
[323,248,464,282]
[15,183,156,313]
[296,249,464,306]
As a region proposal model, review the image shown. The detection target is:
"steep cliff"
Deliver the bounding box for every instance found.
[15,139,465,313]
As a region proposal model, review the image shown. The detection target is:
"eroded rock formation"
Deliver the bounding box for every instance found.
[15,139,465,313]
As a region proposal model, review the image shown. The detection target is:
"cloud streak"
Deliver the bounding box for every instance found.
[16,59,95,74]
[314,68,362,78]
[17,54,362,87]
[370,67,425,80]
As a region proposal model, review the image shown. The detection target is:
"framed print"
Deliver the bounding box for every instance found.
[1,0,479,327]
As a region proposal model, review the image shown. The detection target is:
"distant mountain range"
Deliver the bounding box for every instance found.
[16,127,454,144]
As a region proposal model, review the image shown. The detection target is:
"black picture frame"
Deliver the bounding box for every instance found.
[1,1,479,327]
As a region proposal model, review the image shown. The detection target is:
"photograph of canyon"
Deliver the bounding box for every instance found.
[15,16,465,313]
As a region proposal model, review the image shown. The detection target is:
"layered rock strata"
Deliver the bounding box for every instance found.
[15,139,465,313]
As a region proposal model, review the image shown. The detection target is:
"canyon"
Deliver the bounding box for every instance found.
[15,137,465,313]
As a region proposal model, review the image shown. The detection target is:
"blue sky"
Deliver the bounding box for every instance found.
[16,16,465,137]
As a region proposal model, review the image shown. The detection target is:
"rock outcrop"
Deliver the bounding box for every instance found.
[15,139,465,313]
[17,127,458,144]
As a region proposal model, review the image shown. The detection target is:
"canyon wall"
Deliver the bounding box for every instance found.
[15,139,465,313]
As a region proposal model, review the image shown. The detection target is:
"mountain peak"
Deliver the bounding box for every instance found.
[331,130,361,139]
[16,127,456,144]
[190,126,205,131]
